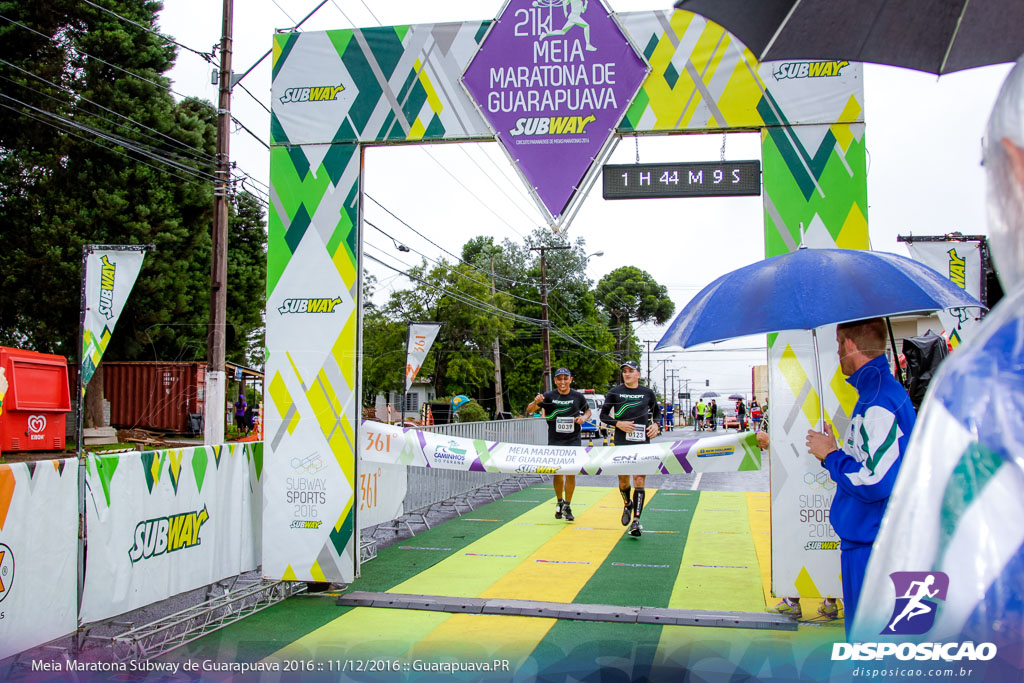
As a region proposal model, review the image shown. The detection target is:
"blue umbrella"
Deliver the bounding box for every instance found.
[656,247,985,426]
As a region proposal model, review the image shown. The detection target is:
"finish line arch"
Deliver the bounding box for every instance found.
[262,6,867,604]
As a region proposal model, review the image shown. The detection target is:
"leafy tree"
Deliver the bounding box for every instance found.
[0,1,266,372]
[594,266,675,361]
[367,258,514,415]
[463,229,617,410]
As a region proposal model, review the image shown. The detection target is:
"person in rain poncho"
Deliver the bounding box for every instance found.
[852,55,1024,678]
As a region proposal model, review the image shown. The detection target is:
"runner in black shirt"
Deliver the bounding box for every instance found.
[526,367,590,522]
[599,360,660,537]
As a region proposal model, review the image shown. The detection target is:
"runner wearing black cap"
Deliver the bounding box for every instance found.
[526,367,591,522]
[599,359,660,537]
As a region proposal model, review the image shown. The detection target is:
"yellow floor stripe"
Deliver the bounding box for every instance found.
[746,492,774,606]
[668,491,765,612]
[265,487,621,662]
[479,488,628,601]
[405,614,554,669]
[388,486,610,597]
[269,486,827,670]
[266,607,449,661]
[408,488,629,660]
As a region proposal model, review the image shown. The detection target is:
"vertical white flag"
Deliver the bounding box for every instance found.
[82,247,147,390]
[904,240,983,346]
[404,323,442,392]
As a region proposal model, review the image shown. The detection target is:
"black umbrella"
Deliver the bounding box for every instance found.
[728,394,744,400]
[675,0,1024,75]
[700,391,719,398]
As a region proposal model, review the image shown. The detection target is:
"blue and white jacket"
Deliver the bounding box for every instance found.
[822,353,917,548]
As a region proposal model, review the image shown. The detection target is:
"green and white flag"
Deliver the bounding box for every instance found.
[81,247,147,391]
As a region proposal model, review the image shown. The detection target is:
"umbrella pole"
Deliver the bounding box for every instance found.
[885,317,906,387]
[811,328,826,431]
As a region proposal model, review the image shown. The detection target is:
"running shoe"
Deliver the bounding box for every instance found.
[768,598,802,619]
[555,500,564,520]
[629,520,642,537]
[621,504,632,526]
[817,599,840,620]
[562,504,574,522]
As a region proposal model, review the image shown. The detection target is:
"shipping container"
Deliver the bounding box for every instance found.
[103,361,206,434]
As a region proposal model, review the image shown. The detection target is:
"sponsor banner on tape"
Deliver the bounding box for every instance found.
[359,420,762,476]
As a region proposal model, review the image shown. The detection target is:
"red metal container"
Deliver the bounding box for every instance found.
[0,346,72,453]
[103,361,206,434]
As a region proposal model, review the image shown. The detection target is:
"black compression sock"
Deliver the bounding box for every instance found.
[619,486,632,507]
[632,488,646,518]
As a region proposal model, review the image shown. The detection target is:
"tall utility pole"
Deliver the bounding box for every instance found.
[531,245,570,392]
[680,378,691,423]
[662,360,668,400]
[205,0,233,444]
[644,340,655,385]
[668,368,678,410]
[490,257,504,416]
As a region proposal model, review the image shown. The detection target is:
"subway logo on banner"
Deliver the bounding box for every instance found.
[772,60,849,80]
[510,114,596,137]
[278,297,343,314]
[279,85,345,104]
[128,506,209,564]
[98,254,116,319]
[948,248,967,288]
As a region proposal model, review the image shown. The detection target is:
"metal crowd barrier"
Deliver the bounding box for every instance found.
[366,418,548,542]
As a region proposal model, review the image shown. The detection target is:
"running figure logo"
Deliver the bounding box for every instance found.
[883,571,949,635]
[535,0,597,51]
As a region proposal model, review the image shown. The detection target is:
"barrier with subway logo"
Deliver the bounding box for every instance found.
[0,459,77,661]
[79,443,262,623]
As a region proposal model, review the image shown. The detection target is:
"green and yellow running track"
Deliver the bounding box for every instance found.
[168,486,846,679]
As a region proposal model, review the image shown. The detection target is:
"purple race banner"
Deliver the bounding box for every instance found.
[462,0,648,223]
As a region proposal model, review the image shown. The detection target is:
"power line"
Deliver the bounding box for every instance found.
[0,99,214,191]
[0,13,205,102]
[269,0,299,26]
[366,194,564,290]
[416,146,530,239]
[364,243,605,354]
[363,250,554,327]
[232,0,330,87]
[0,15,278,209]
[0,58,218,168]
[365,220,546,308]
[0,91,219,182]
[356,0,383,25]
[236,80,271,115]
[231,114,269,150]
[329,0,359,27]
[81,0,216,63]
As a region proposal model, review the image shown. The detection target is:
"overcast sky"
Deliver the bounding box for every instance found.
[158,0,1012,396]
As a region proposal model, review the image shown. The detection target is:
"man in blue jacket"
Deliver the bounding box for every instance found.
[806,317,916,636]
